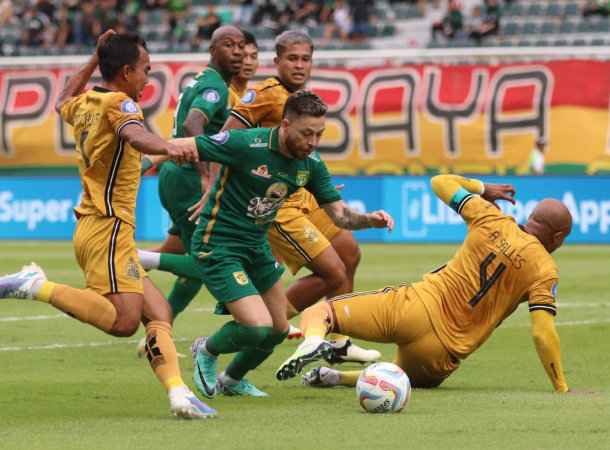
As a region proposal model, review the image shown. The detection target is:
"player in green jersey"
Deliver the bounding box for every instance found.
[136,26,245,358]
[171,90,394,397]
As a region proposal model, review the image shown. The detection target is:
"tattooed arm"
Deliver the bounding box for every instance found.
[322,201,394,232]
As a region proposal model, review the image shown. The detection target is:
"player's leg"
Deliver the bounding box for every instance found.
[190,246,274,398]
[140,276,216,418]
[218,248,289,396]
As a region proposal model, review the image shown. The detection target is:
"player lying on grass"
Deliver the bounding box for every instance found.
[276,174,596,394]
[169,90,394,398]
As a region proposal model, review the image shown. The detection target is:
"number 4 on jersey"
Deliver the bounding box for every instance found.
[469,252,506,307]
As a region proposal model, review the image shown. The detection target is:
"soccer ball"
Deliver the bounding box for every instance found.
[356,362,411,413]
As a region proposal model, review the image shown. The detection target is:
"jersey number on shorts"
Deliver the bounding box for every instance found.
[469,252,506,307]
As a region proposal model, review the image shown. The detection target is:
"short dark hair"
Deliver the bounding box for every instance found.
[241,29,258,49]
[98,32,147,81]
[275,30,313,58]
[282,90,327,120]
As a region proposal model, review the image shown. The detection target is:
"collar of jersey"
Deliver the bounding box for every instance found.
[274,76,294,93]
[92,86,114,93]
[206,64,229,86]
[269,126,281,153]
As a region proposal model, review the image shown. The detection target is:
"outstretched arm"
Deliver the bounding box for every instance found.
[322,200,394,232]
[530,310,595,394]
[431,174,516,210]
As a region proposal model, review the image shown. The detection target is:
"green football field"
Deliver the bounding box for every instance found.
[0,241,608,450]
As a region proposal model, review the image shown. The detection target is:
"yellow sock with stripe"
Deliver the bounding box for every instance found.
[38,282,117,334]
[328,333,350,341]
[339,370,363,387]
[300,302,333,339]
[144,321,186,392]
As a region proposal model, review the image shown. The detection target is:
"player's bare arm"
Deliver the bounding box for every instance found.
[322,201,394,232]
[121,124,198,165]
[54,30,116,113]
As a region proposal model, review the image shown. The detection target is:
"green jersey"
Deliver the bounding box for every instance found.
[192,126,342,247]
[171,64,230,170]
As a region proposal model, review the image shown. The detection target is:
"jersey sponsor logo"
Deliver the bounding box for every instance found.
[249,137,268,148]
[251,165,272,178]
[247,182,289,225]
[307,152,320,162]
[277,171,288,177]
[126,257,141,280]
[241,90,256,104]
[210,131,230,144]
[296,170,309,186]
[303,224,319,242]
[551,282,557,298]
[203,89,220,103]
[233,271,249,285]
[121,100,139,114]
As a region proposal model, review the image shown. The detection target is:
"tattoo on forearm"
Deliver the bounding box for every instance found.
[336,206,370,230]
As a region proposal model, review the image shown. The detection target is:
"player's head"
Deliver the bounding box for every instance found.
[209,25,245,80]
[234,29,258,83]
[525,198,572,254]
[536,137,547,153]
[274,31,313,92]
[98,32,150,102]
[280,90,327,160]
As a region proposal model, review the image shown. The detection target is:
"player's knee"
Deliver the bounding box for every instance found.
[324,264,347,290]
[109,316,140,337]
[236,324,273,346]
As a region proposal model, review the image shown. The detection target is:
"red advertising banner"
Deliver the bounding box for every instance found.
[2,60,610,174]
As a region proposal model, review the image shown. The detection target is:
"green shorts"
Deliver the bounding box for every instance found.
[158,162,201,252]
[191,242,285,315]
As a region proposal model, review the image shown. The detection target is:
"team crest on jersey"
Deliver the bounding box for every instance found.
[126,257,141,280]
[241,90,256,104]
[249,138,268,148]
[210,131,230,144]
[296,170,309,186]
[121,100,139,114]
[203,89,220,103]
[303,225,319,243]
[251,165,272,178]
[233,271,249,285]
[551,282,557,298]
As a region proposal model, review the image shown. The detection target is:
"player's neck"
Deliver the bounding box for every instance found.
[232,77,247,93]
[277,127,293,159]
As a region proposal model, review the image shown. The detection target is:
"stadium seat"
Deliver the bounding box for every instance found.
[557,21,573,34]
[526,3,542,17]
[545,3,561,17]
[534,39,549,47]
[375,6,387,20]
[553,38,568,46]
[591,37,606,46]
[382,24,396,37]
[593,20,610,33]
[146,9,165,25]
[501,22,519,35]
[573,38,587,46]
[310,24,325,39]
[576,20,590,33]
[517,39,532,47]
[521,22,537,35]
[406,5,420,19]
[504,3,523,17]
[499,40,514,47]
[539,21,555,34]
[564,3,579,16]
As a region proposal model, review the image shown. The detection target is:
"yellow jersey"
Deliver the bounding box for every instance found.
[413,196,558,360]
[228,83,245,108]
[60,87,144,227]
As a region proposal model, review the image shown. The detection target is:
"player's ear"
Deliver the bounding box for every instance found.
[209,44,216,58]
[273,56,280,68]
[121,65,130,81]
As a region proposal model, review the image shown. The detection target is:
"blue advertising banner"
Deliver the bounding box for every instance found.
[1,176,609,243]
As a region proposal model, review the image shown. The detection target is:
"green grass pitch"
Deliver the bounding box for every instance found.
[0,241,608,450]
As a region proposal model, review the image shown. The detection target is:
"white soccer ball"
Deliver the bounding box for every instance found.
[356,362,411,413]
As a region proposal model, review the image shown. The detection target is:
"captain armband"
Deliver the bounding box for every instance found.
[448,188,475,214]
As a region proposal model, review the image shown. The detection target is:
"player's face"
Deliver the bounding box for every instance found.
[275,43,313,91]
[238,43,259,81]
[128,45,150,102]
[281,115,325,160]
[214,36,245,77]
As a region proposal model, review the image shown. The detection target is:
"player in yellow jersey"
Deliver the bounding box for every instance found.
[221,30,381,364]
[276,174,595,394]
[0,31,218,418]
[228,30,259,108]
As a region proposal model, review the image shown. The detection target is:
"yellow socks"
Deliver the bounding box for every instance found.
[40,282,117,333]
[301,302,333,339]
[286,297,300,320]
[144,321,186,392]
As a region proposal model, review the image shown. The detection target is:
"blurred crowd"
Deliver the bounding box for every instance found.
[431,0,501,44]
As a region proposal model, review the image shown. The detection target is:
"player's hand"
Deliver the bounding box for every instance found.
[188,191,209,224]
[368,210,394,233]
[168,145,199,166]
[482,182,516,209]
[95,29,116,51]
[334,183,345,191]
[565,388,597,394]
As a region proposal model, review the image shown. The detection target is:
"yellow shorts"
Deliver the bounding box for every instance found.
[329,285,460,388]
[73,215,146,295]
[268,189,342,275]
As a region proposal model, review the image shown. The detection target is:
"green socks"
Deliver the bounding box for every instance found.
[167,277,202,317]
[226,328,289,381]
